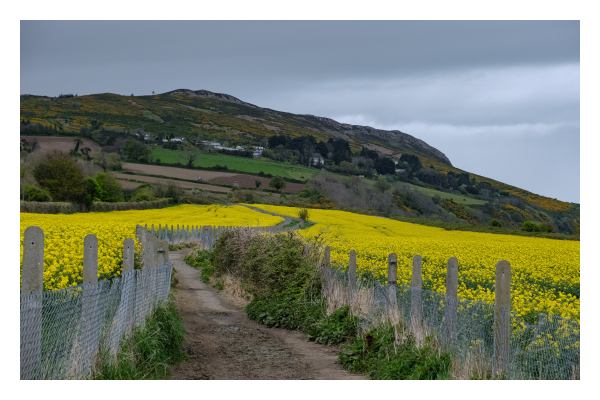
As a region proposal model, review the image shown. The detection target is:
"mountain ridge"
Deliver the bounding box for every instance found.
[163,89,452,165]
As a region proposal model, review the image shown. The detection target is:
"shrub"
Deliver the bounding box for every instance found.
[489,219,502,227]
[24,185,52,202]
[165,181,183,203]
[210,228,324,300]
[521,221,540,232]
[538,222,556,233]
[298,208,310,221]
[268,175,286,192]
[374,179,391,193]
[131,188,153,202]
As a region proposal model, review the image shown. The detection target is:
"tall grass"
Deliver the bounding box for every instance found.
[92,298,186,380]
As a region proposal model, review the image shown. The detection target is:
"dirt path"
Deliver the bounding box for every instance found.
[168,250,365,380]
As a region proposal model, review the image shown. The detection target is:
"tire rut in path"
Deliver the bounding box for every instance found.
[168,250,364,380]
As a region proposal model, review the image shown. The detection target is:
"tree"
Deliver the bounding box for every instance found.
[95,172,123,202]
[33,151,86,202]
[399,154,422,171]
[83,177,103,205]
[255,179,262,189]
[269,176,286,192]
[123,140,148,160]
[375,157,396,175]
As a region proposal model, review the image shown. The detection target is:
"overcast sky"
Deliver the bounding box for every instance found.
[20,20,580,203]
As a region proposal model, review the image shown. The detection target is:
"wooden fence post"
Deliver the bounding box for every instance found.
[82,234,99,375]
[387,253,397,285]
[123,238,134,273]
[411,255,422,327]
[445,257,458,346]
[494,260,511,377]
[21,226,44,379]
[83,234,98,284]
[348,250,357,294]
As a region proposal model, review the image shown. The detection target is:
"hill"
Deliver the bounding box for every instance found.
[19,89,578,219]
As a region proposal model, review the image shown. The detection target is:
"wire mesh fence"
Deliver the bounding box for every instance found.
[146,215,303,250]
[20,262,173,380]
[322,267,580,380]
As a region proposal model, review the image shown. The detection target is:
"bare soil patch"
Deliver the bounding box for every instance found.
[168,250,364,380]
[205,175,304,194]
[113,173,231,193]
[122,163,237,180]
[20,136,102,153]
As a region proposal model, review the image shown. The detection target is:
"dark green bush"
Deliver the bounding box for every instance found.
[489,219,502,227]
[521,221,540,232]
[24,185,52,202]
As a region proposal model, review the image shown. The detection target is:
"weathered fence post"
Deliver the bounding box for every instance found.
[121,237,136,337]
[494,260,511,377]
[151,224,154,236]
[348,249,357,295]
[144,236,154,269]
[82,234,99,376]
[123,238,134,273]
[445,257,458,346]
[411,255,422,328]
[387,253,399,322]
[21,226,44,380]
[387,253,397,285]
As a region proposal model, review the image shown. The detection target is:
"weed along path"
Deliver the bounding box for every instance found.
[168,250,364,380]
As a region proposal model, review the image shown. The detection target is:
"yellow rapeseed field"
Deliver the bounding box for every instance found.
[20,205,283,291]
[252,204,580,322]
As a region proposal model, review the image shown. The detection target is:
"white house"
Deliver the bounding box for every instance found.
[309,153,324,167]
[170,137,186,143]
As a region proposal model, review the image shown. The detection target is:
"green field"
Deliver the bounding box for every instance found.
[151,150,319,181]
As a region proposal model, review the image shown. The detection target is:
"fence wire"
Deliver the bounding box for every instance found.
[322,268,580,380]
[20,262,173,380]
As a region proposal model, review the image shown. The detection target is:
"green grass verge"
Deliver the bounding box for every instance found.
[93,297,186,380]
[150,150,318,181]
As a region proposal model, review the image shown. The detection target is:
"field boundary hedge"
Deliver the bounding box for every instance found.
[20,199,172,214]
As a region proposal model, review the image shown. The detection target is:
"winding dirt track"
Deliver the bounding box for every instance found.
[168,250,364,380]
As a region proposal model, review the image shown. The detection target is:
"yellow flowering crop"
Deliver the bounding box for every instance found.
[251,204,580,322]
[20,205,283,291]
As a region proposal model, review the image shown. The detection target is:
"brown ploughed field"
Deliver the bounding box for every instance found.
[114,173,231,193]
[21,136,102,152]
